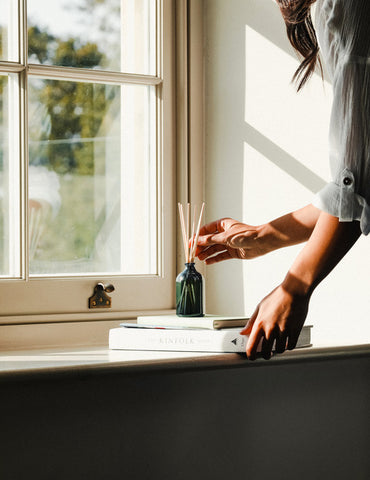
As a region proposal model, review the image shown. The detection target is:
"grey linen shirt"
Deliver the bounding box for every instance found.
[313,0,370,234]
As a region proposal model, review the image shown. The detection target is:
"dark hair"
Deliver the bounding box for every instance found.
[277,0,322,91]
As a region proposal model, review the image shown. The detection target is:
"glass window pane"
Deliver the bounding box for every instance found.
[27,0,156,75]
[28,78,157,276]
[0,0,19,62]
[0,74,20,277]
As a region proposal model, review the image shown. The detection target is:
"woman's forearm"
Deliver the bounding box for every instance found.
[196,204,322,264]
[282,211,361,296]
[242,211,361,360]
[260,204,321,251]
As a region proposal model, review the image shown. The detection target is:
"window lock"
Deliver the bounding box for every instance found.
[89,283,115,309]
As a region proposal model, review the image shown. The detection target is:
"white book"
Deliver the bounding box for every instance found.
[136,314,250,330]
[109,325,312,354]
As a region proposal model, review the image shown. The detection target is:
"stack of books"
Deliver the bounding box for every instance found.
[109,315,312,354]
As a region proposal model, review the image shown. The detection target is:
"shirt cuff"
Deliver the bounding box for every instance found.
[312,169,370,235]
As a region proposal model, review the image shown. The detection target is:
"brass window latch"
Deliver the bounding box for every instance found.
[89,283,115,309]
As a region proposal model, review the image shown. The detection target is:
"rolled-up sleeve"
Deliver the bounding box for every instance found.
[313,0,370,234]
[313,56,370,234]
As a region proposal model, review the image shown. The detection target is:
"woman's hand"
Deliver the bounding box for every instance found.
[197,211,360,360]
[195,206,322,264]
[240,212,361,360]
[240,280,310,360]
[196,218,276,264]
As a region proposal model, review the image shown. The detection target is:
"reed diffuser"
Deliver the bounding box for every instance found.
[176,202,205,317]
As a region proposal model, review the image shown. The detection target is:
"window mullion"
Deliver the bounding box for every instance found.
[0,62,25,73]
[19,69,29,280]
[18,0,28,280]
[27,65,162,86]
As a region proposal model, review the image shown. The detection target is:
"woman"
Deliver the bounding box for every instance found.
[196,0,370,360]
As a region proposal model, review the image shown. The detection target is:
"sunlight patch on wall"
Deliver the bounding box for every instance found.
[241,141,312,313]
[244,25,332,182]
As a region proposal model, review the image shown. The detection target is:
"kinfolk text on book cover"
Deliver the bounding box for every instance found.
[109,325,312,353]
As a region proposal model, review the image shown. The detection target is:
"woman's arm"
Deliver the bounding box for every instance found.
[241,211,362,360]
[196,204,321,263]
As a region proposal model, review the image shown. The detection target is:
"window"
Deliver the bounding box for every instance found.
[0,0,175,320]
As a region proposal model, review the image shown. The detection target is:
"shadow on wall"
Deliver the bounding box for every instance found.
[205,0,331,316]
[244,122,326,194]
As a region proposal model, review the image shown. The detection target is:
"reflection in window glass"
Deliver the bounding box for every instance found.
[0,0,18,62]
[0,74,20,277]
[27,0,156,74]
[28,78,157,276]
[0,75,8,275]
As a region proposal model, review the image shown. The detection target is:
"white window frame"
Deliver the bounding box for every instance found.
[0,0,177,328]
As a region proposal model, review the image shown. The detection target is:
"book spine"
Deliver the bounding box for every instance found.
[109,328,247,353]
[109,326,311,353]
[137,316,217,329]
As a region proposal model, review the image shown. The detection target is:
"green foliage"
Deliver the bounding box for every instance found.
[1,9,122,271]
[26,20,114,269]
[0,75,4,166]
[0,75,3,111]
[54,39,103,69]
[28,24,109,176]
[36,79,110,175]
[28,26,54,63]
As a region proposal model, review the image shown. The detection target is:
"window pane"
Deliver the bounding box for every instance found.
[28,78,157,276]
[0,0,18,61]
[0,74,20,277]
[27,0,156,75]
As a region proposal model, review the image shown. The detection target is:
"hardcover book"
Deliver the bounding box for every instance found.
[109,325,312,354]
[136,314,250,330]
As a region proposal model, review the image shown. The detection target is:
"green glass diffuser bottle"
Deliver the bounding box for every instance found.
[176,262,204,317]
[177,202,205,317]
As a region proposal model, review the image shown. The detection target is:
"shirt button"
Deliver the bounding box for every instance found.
[343,177,352,186]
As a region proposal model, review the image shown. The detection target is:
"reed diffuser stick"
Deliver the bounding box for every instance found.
[178,203,188,262]
[190,205,196,261]
[178,202,205,263]
[186,203,190,263]
[190,202,205,262]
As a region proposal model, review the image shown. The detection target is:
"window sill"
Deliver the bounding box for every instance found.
[1,342,369,382]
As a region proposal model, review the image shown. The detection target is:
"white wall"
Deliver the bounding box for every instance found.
[203,0,370,345]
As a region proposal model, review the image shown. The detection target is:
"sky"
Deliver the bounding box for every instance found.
[27,0,88,39]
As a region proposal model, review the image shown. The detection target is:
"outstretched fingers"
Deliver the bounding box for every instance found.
[197,219,223,238]
[240,310,257,336]
[196,218,236,247]
[196,220,228,259]
[287,331,299,350]
[240,308,263,360]
[204,250,233,264]
[275,331,288,354]
[197,244,224,259]
[197,244,234,264]
[245,325,264,361]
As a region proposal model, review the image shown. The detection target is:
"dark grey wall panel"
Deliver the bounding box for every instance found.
[0,357,369,480]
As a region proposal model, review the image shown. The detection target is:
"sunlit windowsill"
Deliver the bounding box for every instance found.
[0,341,369,382]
